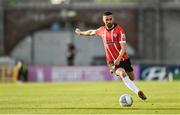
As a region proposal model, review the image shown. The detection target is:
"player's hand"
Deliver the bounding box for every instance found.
[114,58,120,66]
[75,28,81,35]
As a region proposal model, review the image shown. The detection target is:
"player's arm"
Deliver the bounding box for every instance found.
[114,42,126,65]
[75,28,96,36]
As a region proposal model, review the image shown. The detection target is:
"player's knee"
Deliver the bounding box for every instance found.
[115,68,126,77]
[127,72,135,81]
[129,76,134,81]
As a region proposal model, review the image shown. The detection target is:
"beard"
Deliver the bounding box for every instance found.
[107,23,113,29]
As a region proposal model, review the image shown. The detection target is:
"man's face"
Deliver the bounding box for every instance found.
[103,15,114,29]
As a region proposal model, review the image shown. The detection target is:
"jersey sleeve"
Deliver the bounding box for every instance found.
[118,27,126,44]
[95,27,103,36]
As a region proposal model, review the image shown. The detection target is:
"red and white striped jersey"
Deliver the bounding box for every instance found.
[95,24,129,63]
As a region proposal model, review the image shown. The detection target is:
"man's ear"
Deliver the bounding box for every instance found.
[102,16,106,23]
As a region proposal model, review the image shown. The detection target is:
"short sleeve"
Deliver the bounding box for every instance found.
[118,27,126,43]
[95,27,103,36]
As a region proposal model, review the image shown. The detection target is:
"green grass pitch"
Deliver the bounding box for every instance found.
[0,81,180,114]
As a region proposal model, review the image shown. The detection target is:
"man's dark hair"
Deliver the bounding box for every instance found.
[103,11,113,16]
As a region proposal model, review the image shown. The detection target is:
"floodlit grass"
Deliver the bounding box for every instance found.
[0,81,180,114]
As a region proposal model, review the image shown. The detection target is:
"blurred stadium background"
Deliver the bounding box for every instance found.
[0,0,180,82]
[1,0,180,114]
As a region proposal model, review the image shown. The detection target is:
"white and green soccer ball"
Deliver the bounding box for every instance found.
[119,93,133,107]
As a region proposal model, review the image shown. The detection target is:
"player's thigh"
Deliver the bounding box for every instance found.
[126,71,135,81]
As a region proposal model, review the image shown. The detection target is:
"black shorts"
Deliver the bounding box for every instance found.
[108,58,133,73]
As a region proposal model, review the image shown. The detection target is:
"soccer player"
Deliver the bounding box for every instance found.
[75,11,147,100]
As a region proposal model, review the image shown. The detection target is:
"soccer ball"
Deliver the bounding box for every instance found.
[119,93,133,107]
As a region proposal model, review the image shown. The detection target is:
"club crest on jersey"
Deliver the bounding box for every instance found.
[113,33,117,38]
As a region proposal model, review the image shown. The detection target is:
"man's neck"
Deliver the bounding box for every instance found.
[107,24,114,29]
[106,24,115,30]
